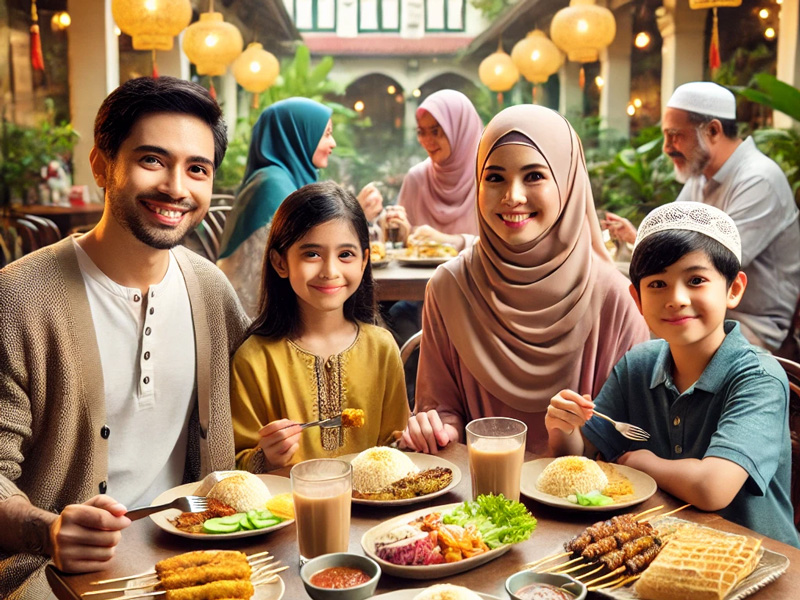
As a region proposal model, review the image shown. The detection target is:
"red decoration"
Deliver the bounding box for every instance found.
[30,1,44,71]
[709,7,721,71]
[209,82,217,100]
[152,50,159,78]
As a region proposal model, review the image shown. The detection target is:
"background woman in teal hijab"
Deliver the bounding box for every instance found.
[218,98,335,316]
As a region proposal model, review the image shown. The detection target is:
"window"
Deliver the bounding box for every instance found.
[359,0,401,32]
[295,0,336,32]
[425,0,464,32]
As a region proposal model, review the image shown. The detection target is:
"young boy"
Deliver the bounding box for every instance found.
[546,203,800,548]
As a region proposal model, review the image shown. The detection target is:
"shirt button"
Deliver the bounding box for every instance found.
[133,294,140,302]
[675,444,683,454]
[143,376,150,384]
[151,291,155,298]
[673,416,681,426]
[145,327,151,336]
[144,351,151,360]
[100,425,110,439]
[99,481,107,494]
[149,307,154,315]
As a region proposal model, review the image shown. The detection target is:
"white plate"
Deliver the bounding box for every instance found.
[520,458,657,511]
[361,503,513,580]
[395,256,454,267]
[122,570,285,600]
[341,452,462,506]
[369,591,501,599]
[371,258,391,269]
[148,474,294,540]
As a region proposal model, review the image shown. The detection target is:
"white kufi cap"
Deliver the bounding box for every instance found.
[666,81,736,120]
[634,203,741,263]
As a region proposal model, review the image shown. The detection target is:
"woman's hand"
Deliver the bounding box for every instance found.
[400,410,458,454]
[381,205,412,244]
[357,183,384,222]
[601,212,637,245]
[545,389,594,436]
[257,419,302,468]
[48,495,131,572]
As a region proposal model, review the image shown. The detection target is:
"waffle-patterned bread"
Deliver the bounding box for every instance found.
[634,524,762,600]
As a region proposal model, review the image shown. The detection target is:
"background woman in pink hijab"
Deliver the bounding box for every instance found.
[401,105,649,455]
[384,89,483,250]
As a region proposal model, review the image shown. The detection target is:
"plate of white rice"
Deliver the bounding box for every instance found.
[520,457,657,511]
[340,448,461,506]
[368,586,502,599]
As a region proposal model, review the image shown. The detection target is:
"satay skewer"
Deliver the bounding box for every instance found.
[524,550,571,569]
[651,503,691,520]
[572,564,604,580]
[633,505,664,521]
[583,566,625,587]
[539,556,583,573]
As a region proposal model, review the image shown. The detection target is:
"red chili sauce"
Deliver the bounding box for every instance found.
[515,582,575,600]
[309,566,370,589]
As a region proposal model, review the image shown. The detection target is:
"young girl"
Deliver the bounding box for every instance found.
[231,181,409,471]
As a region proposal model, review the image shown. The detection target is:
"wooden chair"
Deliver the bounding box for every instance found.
[774,355,800,530]
[15,214,61,247]
[203,205,231,242]
[776,295,800,363]
[400,330,423,411]
[184,222,220,262]
[0,216,41,265]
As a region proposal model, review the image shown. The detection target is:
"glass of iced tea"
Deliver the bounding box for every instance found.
[290,458,352,563]
[466,417,527,501]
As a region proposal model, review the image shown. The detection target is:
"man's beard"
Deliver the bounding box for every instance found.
[107,187,199,250]
[672,129,711,184]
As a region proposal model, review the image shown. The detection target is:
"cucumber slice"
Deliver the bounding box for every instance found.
[203,517,241,534]
[252,516,281,529]
[239,513,256,530]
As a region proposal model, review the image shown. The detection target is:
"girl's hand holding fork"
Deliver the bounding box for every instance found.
[258,419,302,468]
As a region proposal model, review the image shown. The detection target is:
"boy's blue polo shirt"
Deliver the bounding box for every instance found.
[583,321,800,548]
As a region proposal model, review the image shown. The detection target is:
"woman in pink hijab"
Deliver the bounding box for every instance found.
[401,105,649,455]
[387,90,483,249]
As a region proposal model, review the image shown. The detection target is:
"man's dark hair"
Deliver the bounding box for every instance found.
[630,229,741,293]
[686,110,738,140]
[94,76,227,168]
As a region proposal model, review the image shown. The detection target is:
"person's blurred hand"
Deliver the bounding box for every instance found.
[601,212,637,245]
[407,224,446,246]
[381,205,411,244]
[357,183,384,222]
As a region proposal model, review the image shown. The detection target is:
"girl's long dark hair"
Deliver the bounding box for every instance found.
[247,181,376,340]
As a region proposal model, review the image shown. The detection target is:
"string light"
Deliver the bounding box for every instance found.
[595,75,604,88]
[634,32,650,49]
[759,8,769,19]
[354,100,365,112]
[633,98,642,108]
[765,27,776,40]
[627,104,636,116]
[412,88,421,98]
[387,85,396,94]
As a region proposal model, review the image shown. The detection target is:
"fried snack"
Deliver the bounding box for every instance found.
[352,467,453,500]
[159,562,251,589]
[264,493,295,519]
[406,241,458,258]
[170,498,237,533]
[342,408,365,428]
[155,551,247,577]
[164,579,253,600]
[370,241,386,261]
[564,514,637,553]
[634,525,762,600]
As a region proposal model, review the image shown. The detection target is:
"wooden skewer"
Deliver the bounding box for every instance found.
[652,503,691,520]
[583,566,625,587]
[524,550,571,569]
[81,580,157,597]
[540,556,582,573]
[249,555,275,569]
[253,565,288,585]
[609,573,640,590]
[633,504,664,521]
[558,561,598,576]
[573,564,604,580]
[103,591,162,600]
[590,575,626,590]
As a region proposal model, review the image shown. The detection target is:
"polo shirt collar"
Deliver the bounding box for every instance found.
[649,320,744,393]
[711,137,754,186]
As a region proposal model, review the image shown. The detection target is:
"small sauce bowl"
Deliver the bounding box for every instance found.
[300,552,381,600]
[505,571,588,600]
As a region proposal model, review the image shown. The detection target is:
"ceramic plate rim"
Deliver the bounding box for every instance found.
[361,502,512,579]
[520,458,657,511]
[395,256,454,267]
[371,258,391,269]
[368,591,501,599]
[340,452,462,506]
[148,474,294,539]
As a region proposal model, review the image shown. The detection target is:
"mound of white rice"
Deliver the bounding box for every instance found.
[413,584,482,600]
[536,456,608,498]
[206,471,271,512]
[351,447,418,493]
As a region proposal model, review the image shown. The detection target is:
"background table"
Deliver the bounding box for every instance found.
[47,444,800,599]
[373,261,438,302]
[13,203,105,237]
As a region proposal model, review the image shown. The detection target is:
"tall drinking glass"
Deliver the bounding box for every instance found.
[466,417,527,501]
[290,459,352,563]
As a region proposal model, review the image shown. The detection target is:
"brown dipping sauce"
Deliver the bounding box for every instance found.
[309,566,370,589]
[515,582,575,600]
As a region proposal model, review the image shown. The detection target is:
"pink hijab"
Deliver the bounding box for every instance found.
[434,104,621,412]
[397,90,482,235]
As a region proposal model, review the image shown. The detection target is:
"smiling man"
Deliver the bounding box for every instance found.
[0,77,249,599]
[604,81,800,351]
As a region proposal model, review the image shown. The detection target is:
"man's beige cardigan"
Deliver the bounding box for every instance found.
[0,237,250,599]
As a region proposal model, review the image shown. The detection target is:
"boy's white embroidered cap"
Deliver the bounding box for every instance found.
[633,202,741,263]
[666,82,736,120]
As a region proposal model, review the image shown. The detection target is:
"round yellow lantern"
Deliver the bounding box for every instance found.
[479,47,519,93]
[511,30,564,84]
[233,42,280,94]
[182,12,243,76]
[550,0,616,64]
[112,0,192,51]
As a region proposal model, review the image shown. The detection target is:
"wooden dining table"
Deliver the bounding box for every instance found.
[46,443,800,599]
[372,259,438,302]
[13,203,105,237]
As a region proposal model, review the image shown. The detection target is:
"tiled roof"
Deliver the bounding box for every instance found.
[303,34,475,56]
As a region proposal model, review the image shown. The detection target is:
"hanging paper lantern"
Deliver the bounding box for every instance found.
[550,0,616,64]
[511,30,563,84]
[233,43,280,93]
[182,12,243,76]
[112,0,192,51]
[30,0,44,71]
[688,0,741,7]
[688,1,741,72]
[479,45,519,93]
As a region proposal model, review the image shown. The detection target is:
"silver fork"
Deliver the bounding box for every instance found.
[592,410,651,441]
[124,495,208,521]
[299,415,342,430]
